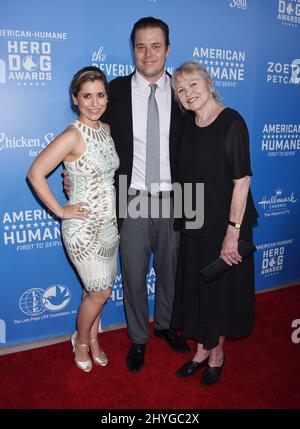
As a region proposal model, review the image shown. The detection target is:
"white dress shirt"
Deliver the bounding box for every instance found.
[131,70,172,192]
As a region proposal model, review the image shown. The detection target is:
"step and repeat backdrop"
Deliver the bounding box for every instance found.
[1,0,299,348]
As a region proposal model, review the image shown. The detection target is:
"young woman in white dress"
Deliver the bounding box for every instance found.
[28,67,120,372]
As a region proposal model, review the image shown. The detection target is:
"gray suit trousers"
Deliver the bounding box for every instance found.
[119,195,180,344]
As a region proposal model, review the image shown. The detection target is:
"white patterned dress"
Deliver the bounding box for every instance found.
[61,120,120,291]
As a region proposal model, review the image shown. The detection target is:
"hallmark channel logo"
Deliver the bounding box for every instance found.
[2,208,62,251]
[229,0,248,10]
[91,45,135,78]
[0,131,54,156]
[261,123,300,157]
[0,28,67,86]
[277,0,300,28]
[258,187,297,217]
[192,47,246,88]
[18,285,71,317]
[267,58,300,85]
[257,238,293,277]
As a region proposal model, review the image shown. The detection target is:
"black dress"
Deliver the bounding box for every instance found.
[172,108,258,350]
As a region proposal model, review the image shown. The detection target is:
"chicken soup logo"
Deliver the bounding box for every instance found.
[258,187,297,217]
[261,123,300,157]
[229,0,248,9]
[267,58,300,85]
[0,29,67,85]
[19,285,71,316]
[0,131,54,156]
[2,208,62,251]
[257,239,293,278]
[277,0,300,28]
[192,47,246,88]
[91,45,135,78]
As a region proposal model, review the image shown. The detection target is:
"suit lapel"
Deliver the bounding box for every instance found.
[169,91,182,160]
[115,73,133,154]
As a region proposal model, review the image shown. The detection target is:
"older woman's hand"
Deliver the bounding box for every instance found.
[220,228,242,266]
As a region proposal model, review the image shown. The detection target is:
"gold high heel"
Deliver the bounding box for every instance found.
[89,337,108,366]
[71,332,93,373]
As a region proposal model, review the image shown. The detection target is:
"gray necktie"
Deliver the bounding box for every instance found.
[145,83,160,194]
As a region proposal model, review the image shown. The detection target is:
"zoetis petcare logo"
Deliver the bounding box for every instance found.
[257,239,293,278]
[91,45,135,78]
[267,58,300,85]
[277,0,300,28]
[192,46,246,88]
[229,0,248,10]
[258,187,297,217]
[2,208,62,251]
[261,123,300,157]
[0,29,67,86]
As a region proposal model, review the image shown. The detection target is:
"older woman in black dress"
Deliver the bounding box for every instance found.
[171,61,258,386]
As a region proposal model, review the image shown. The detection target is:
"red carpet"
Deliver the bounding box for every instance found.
[0,285,299,409]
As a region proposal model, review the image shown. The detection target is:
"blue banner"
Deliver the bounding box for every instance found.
[1,0,299,347]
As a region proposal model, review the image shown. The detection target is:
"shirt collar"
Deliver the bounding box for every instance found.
[133,70,169,92]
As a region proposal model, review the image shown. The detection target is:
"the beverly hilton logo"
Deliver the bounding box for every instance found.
[91,45,135,78]
[192,47,246,88]
[258,187,297,217]
[277,0,300,28]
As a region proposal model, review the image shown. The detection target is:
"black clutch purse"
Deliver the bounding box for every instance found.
[200,240,256,283]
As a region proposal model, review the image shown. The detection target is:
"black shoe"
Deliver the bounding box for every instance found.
[154,329,190,353]
[126,343,145,373]
[201,357,225,386]
[176,357,210,378]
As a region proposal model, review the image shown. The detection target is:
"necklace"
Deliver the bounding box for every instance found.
[195,104,225,127]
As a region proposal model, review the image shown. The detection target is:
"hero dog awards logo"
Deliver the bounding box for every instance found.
[0,28,67,86]
[277,0,300,28]
[257,239,293,278]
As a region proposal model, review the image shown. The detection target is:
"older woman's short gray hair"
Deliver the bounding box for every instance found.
[171,61,221,107]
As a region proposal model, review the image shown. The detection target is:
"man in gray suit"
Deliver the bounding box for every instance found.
[102,17,190,372]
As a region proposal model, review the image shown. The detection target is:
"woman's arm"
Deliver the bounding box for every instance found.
[28,128,89,220]
[220,175,251,266]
